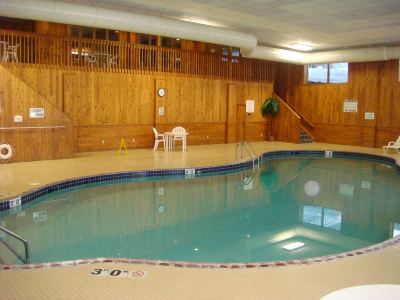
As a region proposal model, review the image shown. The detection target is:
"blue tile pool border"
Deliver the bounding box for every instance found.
[1,149,400,270]
[0,150,398,213]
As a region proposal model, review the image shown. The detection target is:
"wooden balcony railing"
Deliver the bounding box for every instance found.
[0,29,275,82]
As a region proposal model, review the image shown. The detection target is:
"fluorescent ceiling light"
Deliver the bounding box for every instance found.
[181,17,222,27]
[290,43,313,51]
[283,242,304,251]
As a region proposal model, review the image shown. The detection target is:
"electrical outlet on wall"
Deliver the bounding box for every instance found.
[132,138,135,143]
[101,140,105,145]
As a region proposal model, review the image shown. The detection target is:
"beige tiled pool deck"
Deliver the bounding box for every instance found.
[1,142,400,300]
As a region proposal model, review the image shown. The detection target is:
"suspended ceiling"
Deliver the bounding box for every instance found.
[65,0,400,51]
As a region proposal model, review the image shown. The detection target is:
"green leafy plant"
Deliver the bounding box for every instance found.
[260,96,279,141]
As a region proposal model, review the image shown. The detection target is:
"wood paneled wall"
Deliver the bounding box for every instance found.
[276,60,400,147]
[0,65,73,162]
[3,65,272,156]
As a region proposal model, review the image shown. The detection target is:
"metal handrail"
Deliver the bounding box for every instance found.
[0,226,30,264]
[235,141,261,169]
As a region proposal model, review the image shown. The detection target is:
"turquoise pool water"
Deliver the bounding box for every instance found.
[1,157,400,265]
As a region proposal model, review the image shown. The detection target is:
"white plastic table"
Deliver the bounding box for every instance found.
[164,132,189,151]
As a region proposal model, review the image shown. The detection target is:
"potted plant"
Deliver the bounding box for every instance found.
[261,96,279,141]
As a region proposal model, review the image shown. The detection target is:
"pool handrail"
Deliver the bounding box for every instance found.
[0,226,30,264]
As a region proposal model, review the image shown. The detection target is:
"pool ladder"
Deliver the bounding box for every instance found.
[0,226,30,264]
[235,141,261,170]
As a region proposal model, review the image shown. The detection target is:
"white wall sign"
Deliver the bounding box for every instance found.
[364,112,375,120]
[33,211,47,222]
[361,180,371,190]
[340,184,354,197]
[245,100,255,114]
[14,115,23,122]
[29,108,45,118]
[343,100,358,112]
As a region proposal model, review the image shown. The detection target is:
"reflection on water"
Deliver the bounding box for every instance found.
[1,157,400,264]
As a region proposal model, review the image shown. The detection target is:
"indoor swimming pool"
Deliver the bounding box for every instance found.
[1,153,400,266]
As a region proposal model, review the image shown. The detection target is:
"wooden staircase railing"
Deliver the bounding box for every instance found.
[272,93,301,143]
[273,93,314,142]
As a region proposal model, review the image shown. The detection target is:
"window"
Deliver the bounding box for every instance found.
[95,28,107,40]
[108,30,119,41]
[303,205,322,226]
[307,62,348,83]
[392,223,400,238]
[231,47,240,57]
[71,25,80,37]
[303,205,342,231]
[70,26,119,41]
[139,34,157,46]
[82,26,94,39]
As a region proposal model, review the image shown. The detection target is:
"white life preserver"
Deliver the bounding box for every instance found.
[0,144,13,161]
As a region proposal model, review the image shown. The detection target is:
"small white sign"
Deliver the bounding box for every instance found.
[158,107,164,116]
[33,211,47,222]
[30,108,45,118]
[14,115,23,122]
[325,151,333,158]
[9,197,21,208]
[185,168,196,178]
[343,100,358,112]
[245,100,255,114]
[340,184,354,197]
[364,112,375,120]
[361,180,371,189]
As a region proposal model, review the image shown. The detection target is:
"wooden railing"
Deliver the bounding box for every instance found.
[273,92,315,141]
[0,29,275,82]
[272,93,302,143]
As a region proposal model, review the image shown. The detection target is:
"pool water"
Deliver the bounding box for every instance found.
[1,157,400,265]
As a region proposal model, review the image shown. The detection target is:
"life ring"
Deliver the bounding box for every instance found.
[0,144,13,161]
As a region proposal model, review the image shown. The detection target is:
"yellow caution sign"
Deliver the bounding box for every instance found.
[117,138,128,155]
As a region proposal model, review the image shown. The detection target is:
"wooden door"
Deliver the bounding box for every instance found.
[236,104,246,142]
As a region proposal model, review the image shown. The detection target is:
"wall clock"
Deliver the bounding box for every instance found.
[157,88,166,97]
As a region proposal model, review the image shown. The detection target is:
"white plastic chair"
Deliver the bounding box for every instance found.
[85,52,99,66]
[5,43,19,62]
[152,127,166,150]
[107,54,118,67]
[172,126,187,150]
[383,136,400,153]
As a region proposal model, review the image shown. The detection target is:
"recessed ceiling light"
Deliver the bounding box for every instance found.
[283,242,304,251]
[290,43,313,51]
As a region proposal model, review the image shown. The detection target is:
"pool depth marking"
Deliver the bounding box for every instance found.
[90,268,148,279]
